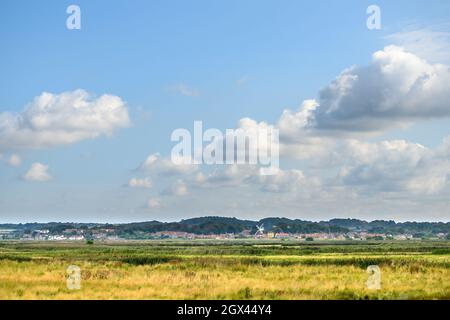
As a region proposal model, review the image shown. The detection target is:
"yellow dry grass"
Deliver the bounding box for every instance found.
[0,254,449,300]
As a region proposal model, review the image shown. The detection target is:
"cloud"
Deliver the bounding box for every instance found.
[256,169,320,193]
[129,44,450,219]
[169,83,199,97]
[315,46,450,132]
[188,165,319,194]
[128,177,152,188]
[277,100,335,160]
[260,45,450,162]
[0,90,130,151]
[139,153,198,176]
[23,162,52,182]
[329,137,450,195]
[337,140,428,188]
[201,117,279,166]
[206,45,450,198]
[191,165,258,188]
[276,46,450,136]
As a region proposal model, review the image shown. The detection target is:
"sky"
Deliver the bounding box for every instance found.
[1,0,450,223]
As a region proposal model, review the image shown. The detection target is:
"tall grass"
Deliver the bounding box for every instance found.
[0,241,448,300]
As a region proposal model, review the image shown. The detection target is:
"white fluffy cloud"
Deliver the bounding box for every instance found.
[277,46,450,136]
[23,163,52,182]
[127,45,450,219]
[0,90,130,151]
[341,141,450,195]
[203,46,450,199]
[278,133,449,196]
[315,46,450,132]
[337,140,428,189]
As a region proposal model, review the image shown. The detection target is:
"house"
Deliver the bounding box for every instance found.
[275,232,289,239]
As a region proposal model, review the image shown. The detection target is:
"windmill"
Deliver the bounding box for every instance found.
[255,224,265,237]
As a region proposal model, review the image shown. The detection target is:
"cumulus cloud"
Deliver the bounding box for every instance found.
[271,46,450,166]
[337,140,428,188]
[311,46,450,133]
[333,137,450,195]
[277,100,336,160]
[23,162,52,182]
[276,46,450,137]
[132,44,450,217]
[128,177,152,188]
[0,89,130,151]
[203,46,450,199]
[201,117,279,166]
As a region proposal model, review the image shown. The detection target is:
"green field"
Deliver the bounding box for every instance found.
[0,240,449,300]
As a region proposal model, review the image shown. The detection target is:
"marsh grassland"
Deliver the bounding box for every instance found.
[0,240,449,299]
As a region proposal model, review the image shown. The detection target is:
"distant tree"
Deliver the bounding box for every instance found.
[305,237,314,241]
[86,239,94,245]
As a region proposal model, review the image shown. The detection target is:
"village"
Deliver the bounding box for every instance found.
[1,227,442,242]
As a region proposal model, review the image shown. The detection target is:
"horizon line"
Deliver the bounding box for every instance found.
[1,215,449,225]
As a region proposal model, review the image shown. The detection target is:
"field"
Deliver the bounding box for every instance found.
[0,240,449,300]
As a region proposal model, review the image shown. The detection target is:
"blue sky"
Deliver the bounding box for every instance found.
[1,0,450,223]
